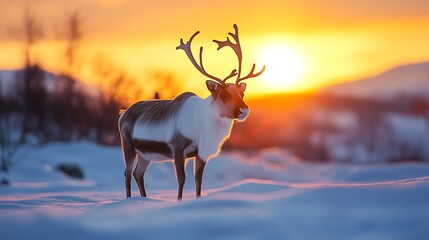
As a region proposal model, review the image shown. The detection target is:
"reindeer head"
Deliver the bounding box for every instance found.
[177,24,265,121]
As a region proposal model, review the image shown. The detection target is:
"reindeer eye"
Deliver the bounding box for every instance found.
[220,91,229,101]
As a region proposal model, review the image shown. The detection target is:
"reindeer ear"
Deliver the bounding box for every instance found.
[206,80,220,93]
[239,82,247,92]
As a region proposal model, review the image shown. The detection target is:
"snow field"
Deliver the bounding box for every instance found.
[1,142,429,239]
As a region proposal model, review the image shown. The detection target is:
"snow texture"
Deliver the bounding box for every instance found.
[1,142,429,239]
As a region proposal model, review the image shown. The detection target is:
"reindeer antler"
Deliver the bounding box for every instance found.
[213,24,265,85]
[177,31,233,85]
[177,25,264,85]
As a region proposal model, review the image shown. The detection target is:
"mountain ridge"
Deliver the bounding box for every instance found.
[320,61,429,99]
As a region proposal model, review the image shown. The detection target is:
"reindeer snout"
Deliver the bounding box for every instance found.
[236,107,250,121]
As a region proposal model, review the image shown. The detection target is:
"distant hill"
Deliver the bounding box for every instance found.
[0,69,59,97]
[0,69,93,98]
[320,61,429,99]
[0,70,17,96]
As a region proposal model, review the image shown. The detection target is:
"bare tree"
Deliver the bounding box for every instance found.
[8,8,44,67]
[61,11,84,75]
[93,54,143,106]
[0,83,20,173]
[90,57,182,144]
[55,10,85,141]
[0,114,19,173]
[9,9,45,143]
[92,54,142,144]
[20,65,47,142]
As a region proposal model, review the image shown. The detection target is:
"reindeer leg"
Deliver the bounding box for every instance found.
[133,155,150,197]
[122,138,136,198]
[124,168,133,198]
[174,150,186,201]
[194,156,206,198]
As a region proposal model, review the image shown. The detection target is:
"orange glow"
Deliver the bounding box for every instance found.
[0,1,429,98]
[258,44,307,92]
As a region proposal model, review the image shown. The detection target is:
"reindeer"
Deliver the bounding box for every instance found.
[118,24,265,200]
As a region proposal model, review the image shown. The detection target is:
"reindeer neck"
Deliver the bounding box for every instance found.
[202,96,233,127]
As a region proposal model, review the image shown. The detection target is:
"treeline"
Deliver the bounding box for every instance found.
[0,9,182,171]
[0,10,139,144]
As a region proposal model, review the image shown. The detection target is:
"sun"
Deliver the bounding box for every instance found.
[258,45,306,90]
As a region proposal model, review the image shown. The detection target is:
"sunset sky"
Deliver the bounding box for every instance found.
[1,0,429,97]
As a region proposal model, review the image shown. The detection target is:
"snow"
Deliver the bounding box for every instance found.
[1,142,429,239]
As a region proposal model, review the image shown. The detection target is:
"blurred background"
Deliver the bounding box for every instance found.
[1,0,429,171]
